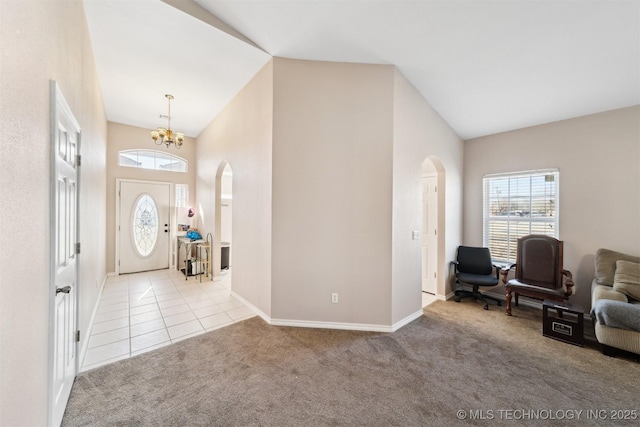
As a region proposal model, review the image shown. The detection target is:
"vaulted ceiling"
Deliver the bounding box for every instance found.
[84,0,639,140]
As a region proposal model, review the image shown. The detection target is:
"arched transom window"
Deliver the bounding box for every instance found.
[118,149,187,173]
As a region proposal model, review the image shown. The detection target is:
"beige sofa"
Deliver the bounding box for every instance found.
[591,248,640,356]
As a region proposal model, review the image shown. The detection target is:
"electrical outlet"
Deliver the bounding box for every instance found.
[412,230,420,240]
[332,293,339,304]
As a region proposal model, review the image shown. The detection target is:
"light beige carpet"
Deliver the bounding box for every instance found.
[62,300,640,426]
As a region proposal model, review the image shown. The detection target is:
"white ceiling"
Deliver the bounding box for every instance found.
[84,0,639,140]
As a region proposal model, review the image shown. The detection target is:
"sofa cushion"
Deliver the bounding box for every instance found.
[591,299,640,333]
[595,248,640,287]
[613,260,640,301]
[592,282,628,306]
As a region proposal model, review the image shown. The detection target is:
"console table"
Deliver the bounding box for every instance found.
[177,237,205,280]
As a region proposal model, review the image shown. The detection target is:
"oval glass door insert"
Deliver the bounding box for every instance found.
[132,194,158,257]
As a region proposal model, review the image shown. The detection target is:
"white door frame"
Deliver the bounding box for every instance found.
[48,80,80,427]
[115,178,174,275]
[212,161,229,277]
[421,173,438,294]
[421,157,446,298]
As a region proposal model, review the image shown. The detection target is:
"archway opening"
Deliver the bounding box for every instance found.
[220,164,232,274]
[214,162,233,279]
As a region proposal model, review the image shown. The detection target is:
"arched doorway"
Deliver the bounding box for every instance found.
[421,157,445,301]
[214,162,232,277]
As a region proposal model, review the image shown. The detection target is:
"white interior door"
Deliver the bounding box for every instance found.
[50,81,79,426]
[422,175,438,294]
[119,181,171,274]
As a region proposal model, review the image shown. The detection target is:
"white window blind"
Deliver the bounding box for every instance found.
[483,169,559,262]
[176,184,188,209]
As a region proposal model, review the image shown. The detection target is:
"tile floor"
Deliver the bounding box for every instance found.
[83,271,439,372]
[81,268,254,372]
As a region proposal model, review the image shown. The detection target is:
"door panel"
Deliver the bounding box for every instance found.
[422,175,438,294]
[50,82,79,426]
[119,181,171,274]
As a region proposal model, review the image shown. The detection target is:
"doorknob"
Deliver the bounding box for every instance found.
[56,286,72,295]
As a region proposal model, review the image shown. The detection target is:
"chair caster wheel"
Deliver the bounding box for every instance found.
[454,297,461,302]
[483,304,489,310]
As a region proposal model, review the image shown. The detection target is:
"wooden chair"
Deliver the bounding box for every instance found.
[500,235,574,316]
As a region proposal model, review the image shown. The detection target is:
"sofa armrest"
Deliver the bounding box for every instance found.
[592,283,628,307]
[591,299,640,333]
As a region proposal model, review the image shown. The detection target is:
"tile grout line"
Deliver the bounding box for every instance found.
[83,270,248,371]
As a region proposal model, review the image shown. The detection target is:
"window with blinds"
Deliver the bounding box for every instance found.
[483,169,559,262]
[176,184,188,208]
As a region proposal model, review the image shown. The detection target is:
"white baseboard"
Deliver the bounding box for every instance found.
[444,291,456,301]
[482,291,542,310]
[391,309,424,332]
[459,289,557,309]
[232,290,422,333]
[78,274,108,371]
[230,290,270,323]
[269,318,395,332]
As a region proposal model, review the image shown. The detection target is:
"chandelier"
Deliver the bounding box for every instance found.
[150,94,184,148]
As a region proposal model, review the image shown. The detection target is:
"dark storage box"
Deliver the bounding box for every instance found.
[543,300,584,346]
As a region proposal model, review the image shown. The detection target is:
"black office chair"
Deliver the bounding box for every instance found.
[453,246,502,310]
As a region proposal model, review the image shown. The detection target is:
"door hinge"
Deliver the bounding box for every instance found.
[76,242,81,254]
[76,330,80,342]
[76,154,81,166]
[434,186,437,192]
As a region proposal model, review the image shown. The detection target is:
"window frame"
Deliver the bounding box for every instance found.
[482,169,559,263]
[118,149,188,173]
[175,184,188,209]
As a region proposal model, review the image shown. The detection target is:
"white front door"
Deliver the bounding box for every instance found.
[421,175,438,294]
[118,180,171,274]
[50,81,79,426]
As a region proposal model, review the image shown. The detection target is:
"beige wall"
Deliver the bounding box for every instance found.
[0,0,107,425]
[196,61,274,317]
[195,58,464,329]
[271,58,395,326]
[105,122,197,273]
[392,70,464,323]
[464,106,640,310]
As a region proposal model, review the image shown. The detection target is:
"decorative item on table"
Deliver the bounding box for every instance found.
[185,227,202,241]
[178,224,189,232]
